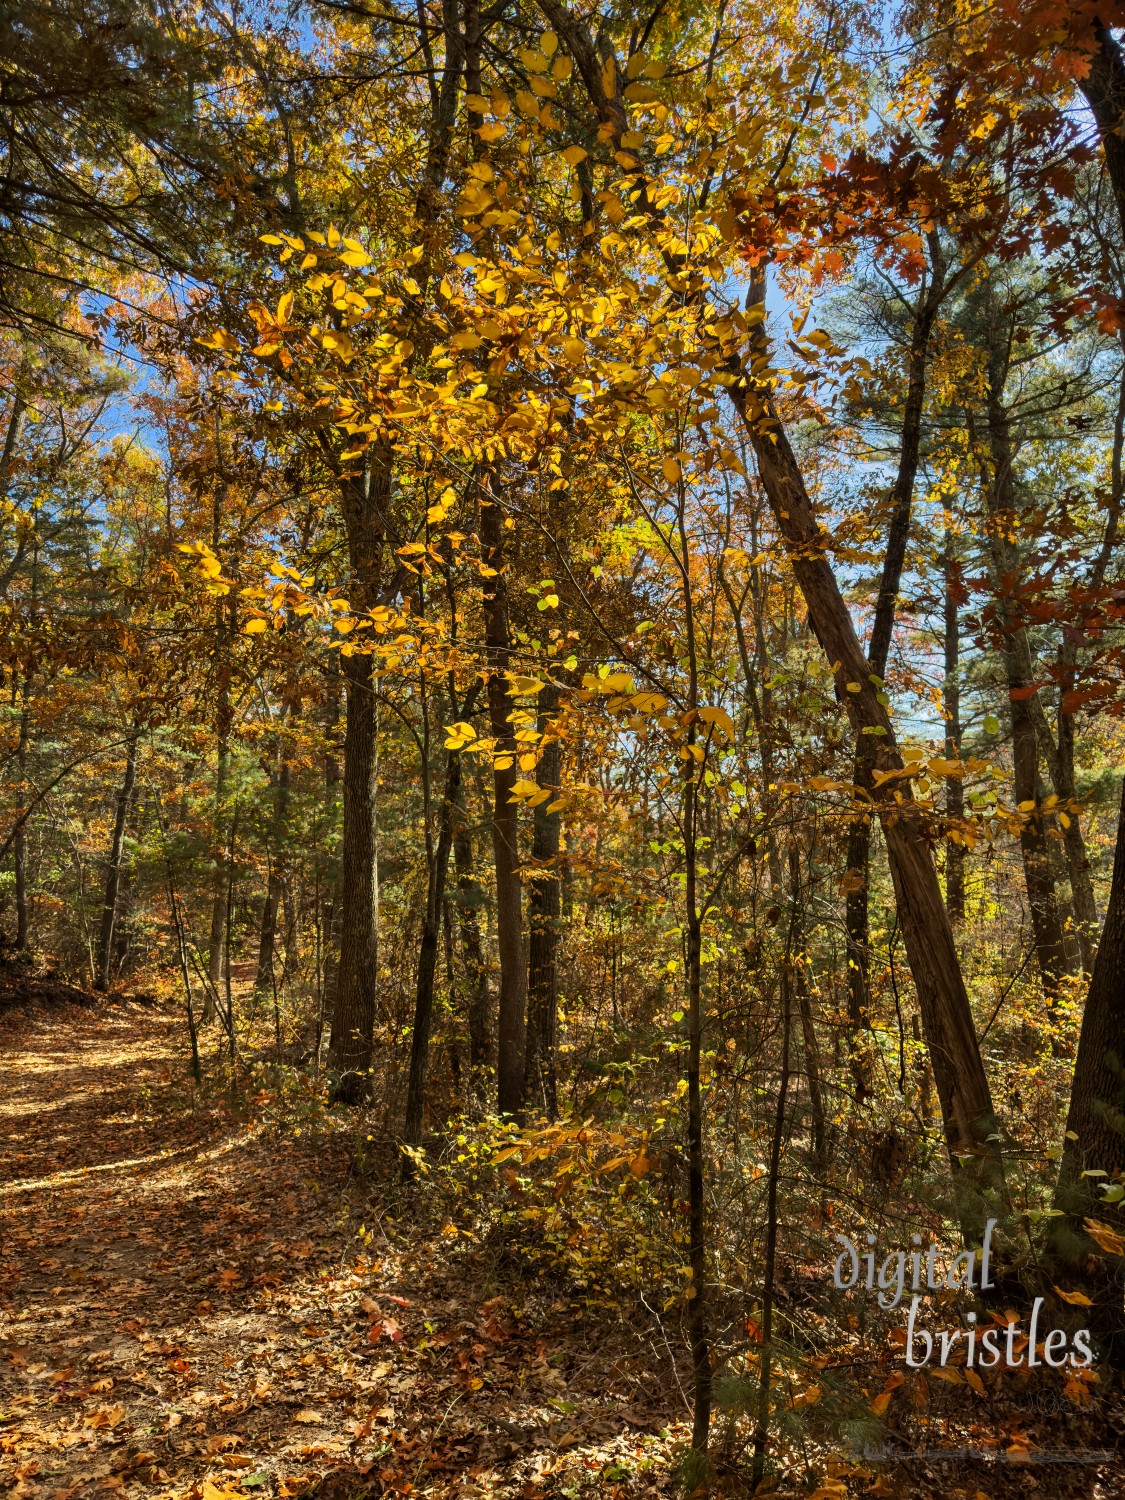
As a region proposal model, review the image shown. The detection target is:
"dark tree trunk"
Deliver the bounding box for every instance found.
[453,782,491,1085]
[207,603,233,995]
[255,748,291,994]
[525,687,561,1117]
[94,733,139,992]
[944,536,966,923]
[328,455,390,1102]
[981,344,1070,995]
[480,486,526,1118]
[1053,778,1125,1365]
[844,240,945,1083]
[404,749,460,1154]
[13,694,29,951]
[1079,23,1125,246]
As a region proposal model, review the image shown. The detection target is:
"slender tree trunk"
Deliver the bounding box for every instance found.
[843,240,945,1084]
[480,485,526,1118]
[943,534,966,923]
[207,604,233,993]
[329,455,390,1102]
[684,774,711,1457]
[752,955,792,1487]
[255,747,290,994]
[13,691,29,952]
[94,733,139,992]
[453,782,491,1085]
[1053,777,1125,1365]
[525,686,561,1117]
[980,354,1070,994]
[403,749,461,1157]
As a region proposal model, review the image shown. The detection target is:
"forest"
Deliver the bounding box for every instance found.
[3,0,1125,1495]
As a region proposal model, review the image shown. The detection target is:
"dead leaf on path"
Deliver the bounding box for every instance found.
[87,1405,124,1429]
[206,1433,243,1453]
[293,1409,324,1424]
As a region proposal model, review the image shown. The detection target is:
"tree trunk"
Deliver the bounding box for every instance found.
[943,534,966,923]
[734,387,1005,1215]
[843,242,945,1084]
[1079,23,1125,247]
[981,349,1070,994]
[328,455,390,1102]
[255,747,290,995]
[94,733,139,992]
[207,603,233,993]
[404,749,460,1154]
[480,485,526,1118]
[1053,777,1125,1364]
[13,692,29,951]
[525,686,561,1118]
[453,781,491,1086]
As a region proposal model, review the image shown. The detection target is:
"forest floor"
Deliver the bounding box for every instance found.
[1,980,1123,1500]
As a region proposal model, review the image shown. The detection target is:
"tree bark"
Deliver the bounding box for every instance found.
[94,733,139,992]
[453,780,492,1086]
[525,686,561,1117]
[480,485,526,1118]
[943,534,966,923]
[328,455,390,1102]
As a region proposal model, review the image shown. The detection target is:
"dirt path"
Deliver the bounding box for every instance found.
[0,997,673,1500]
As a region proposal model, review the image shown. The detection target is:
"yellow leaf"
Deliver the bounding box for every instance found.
[562,337,585,363]
[339,249,371,267]
[1054,1285,1094,1306]
[562,145,588,167]
[871,1389,894,1417]
[698,705,735,738]
[478,121,506,142]
[1085,1218,1125,1256]
[662,457,682,483]
[966,1369,986,1396]
[277,290,294,324]
[243,618,268,635]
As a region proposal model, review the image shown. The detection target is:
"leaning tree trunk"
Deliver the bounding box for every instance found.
[525,686,561,1118]
[480,484,526,1119]
[736,392,1005,1218]
[1053,777,1125,1365]
[843,238,945,1084]
[94,733,139,992]
[328,454,389,1102]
